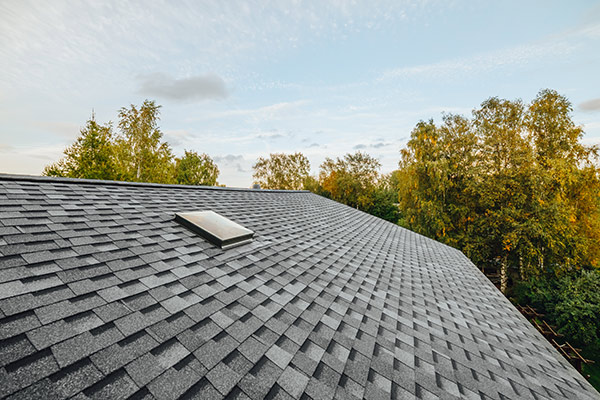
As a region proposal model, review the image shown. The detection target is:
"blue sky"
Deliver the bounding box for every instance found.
[1,0,599,187]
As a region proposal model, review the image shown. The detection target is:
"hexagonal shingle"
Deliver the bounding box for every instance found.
[0,175,597,400]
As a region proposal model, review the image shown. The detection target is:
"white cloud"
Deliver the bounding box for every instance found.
[164,129,192,147]
[0,143,15,152]
[580,98,600,112]
[0,1,438,90]
[164,129,191,139]
[189,101,308,124]
[137,73,228,102]
[380,41,576,81]
[214,154,245,164]
[256,131,286,140]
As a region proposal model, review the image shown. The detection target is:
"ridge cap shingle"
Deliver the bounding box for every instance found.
[0,173,309,193]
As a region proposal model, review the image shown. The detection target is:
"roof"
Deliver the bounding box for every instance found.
[0,174,597,400]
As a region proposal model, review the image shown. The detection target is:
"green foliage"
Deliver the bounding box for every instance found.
[513,276,559,313]
[398,89,600,286]
[301,175,322,193]
[364,177,400,223]
[285,152,400,223]
[319,151,382,210]
[43,118,118,180]
[515,270,600,348]
[554,271,600,346]
[44,100,220,186]
[583,362,600,392]
[252,152,311,190]
[398,115,478,247]
[526,89,585,164]
[175,150,219,186]
[251,151,399,223]
[114,100,175,184]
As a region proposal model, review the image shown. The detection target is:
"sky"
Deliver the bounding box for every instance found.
[1,0,599,188]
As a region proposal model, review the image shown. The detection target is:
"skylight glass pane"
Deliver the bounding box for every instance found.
[175,210,254,249]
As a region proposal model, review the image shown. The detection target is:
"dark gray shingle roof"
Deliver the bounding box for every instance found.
[0,174,597,400]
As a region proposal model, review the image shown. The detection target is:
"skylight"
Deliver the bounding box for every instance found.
[175,210,254,249]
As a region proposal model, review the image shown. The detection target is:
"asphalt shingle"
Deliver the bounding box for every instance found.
[0,174,598,400]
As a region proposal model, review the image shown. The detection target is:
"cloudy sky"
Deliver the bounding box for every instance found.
[1,1,599,187]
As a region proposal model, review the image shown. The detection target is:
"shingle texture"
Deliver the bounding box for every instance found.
[0,174,598,400]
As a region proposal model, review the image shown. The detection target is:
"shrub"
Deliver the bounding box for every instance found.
[515,269,600,349]
[554,270,600,346]
[513,276,559,314]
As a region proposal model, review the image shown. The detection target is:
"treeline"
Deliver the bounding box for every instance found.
[45,100,219,186]
[252,151,399,222]
[397,89,600,291]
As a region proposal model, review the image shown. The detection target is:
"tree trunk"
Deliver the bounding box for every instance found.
[519,253,524,281]
[500,256,508,294]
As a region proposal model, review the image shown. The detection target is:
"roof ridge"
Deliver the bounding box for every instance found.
[0,173,309,193]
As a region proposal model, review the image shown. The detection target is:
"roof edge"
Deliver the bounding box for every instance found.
[0,173,309,193]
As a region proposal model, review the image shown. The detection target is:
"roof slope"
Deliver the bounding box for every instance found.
[0,175,597,400]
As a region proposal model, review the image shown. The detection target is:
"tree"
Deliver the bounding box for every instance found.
[114,100,175,184]
[252,152,310,190]
[397,115,477,247]
[303,152,399,223]
[44,100,227,188]
[526,89,585,165]
[397,89,600,293]
[471,97,533,292]
[302,175,323,194]
[175,150,219,186]
[43,117,118,180]
[398,119,448,239]
[525,90,600,273]
[364,173,400,223]
[319,151,381,210]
